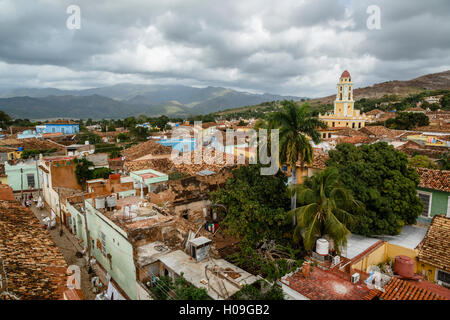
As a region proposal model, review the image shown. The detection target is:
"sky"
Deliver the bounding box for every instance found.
[0,0,449,98]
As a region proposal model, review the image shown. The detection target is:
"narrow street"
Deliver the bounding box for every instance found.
[29,203,97,300]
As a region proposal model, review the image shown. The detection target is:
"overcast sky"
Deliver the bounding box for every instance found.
[0,0,448,97]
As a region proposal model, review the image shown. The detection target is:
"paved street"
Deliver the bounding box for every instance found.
[29,203,97,300]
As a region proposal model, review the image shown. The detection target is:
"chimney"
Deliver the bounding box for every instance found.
[302,261,311,278]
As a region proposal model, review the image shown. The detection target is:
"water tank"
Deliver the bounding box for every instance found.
[95,197,106,209]
[394,255,415,278]
[106,194,117,208]
[316,238,329,256]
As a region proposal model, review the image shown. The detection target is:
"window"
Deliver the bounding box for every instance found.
[73,218,77,234]
[100,231,107,256]
[27,174,35,188]
[52,127,56,133]
[436,270,450,288]
[182,210,188,220]
[352,123,355,129]
[328,133,331,138]
[332,122,335,127]
[358,122,362,129]
[322,133,326,138]
[447,196,450,217]
[417,191,432,217]
[340,93,343,100]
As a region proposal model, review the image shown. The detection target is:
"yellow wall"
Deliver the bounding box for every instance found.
[351,242,419,273]
[0,176,8,185]
[416,262,436,282]
[8,151,23,160]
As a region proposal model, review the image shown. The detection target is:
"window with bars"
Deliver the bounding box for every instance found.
[437,270,450,287]
[27,174,35,188]
[417,192,431,217]
[100,231,107,257]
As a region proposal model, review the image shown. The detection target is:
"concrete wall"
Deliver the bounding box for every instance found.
[5,161,40,191]
[351,242,419,273]
[40,124,80,134]
[67,200,138,300]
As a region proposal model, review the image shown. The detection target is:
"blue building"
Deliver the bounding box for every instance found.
[36,121,80,135]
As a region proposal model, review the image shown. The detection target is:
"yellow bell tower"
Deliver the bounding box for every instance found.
[318,70,369,130]
[334,70,354,117]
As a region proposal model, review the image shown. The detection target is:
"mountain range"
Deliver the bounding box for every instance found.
[0,84,305,119]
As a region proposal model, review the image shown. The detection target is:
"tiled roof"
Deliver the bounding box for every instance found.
[0,185,15,201]
[124,139,172,160]
[0,200,68,300]
[415,168,450,192]
[405,107,426,112]
[296,149,329,169]
[360,126,397,138]
[336,136,372,145]
[365,277,447,300]
[340,70,351,78]
[281,267,371,300]
[334,127,369,137]
[417,216,450,272]
[365,109,384,116]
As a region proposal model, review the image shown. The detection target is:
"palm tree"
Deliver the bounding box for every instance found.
[268,100,327,215]
[288,167,363,254]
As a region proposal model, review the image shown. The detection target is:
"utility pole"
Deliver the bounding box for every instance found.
[20,168,23,203]
[58,187,63,236]
[35,156,41,198]
[81,192,91,261]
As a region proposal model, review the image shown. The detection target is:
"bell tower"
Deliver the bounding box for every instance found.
[334,70,354,117]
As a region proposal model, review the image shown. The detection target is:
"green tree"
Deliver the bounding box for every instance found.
[268,100,327,214]
[327,142,423,235]
[408,155,438,169]
[130,126,150,141]
[288,167,363,253]
[0,110,11,128]
[231,281,284,300]
[385,112,429,130]
[74,157,95,188]
[210,164,290,247]
[149,276,174,300]
[77,132,101,144]
[173,273,210,300]
[437,152,450,170]
[117,133,130,142]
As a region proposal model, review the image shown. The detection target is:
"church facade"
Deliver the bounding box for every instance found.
[319,71,369,129]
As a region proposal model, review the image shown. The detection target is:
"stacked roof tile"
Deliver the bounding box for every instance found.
[0,200,68,300]
[417,216,450,272]
[415,168,450,192]
[366,277,447,300]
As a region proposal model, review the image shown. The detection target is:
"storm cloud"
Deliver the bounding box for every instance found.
[0,0,448,97]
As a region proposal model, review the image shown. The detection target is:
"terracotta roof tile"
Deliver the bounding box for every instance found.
[0,200,69,300]
[281,267,371,300]
[374,278,447,300]
[124,139,172,161]
[417,216,450,272]
[415,168,450,192]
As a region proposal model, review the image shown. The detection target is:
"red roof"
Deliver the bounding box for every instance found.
[365,277,447,300]
[416,168,450,192]
[341,70,351,78]
[281,267,371,300]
